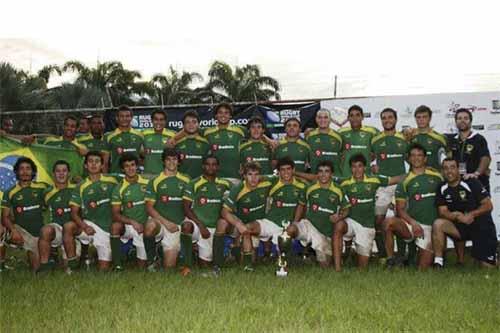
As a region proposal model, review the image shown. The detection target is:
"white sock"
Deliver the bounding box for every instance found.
[434,257,444,266]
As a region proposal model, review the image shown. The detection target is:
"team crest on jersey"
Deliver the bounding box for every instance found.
[351,186,357,193]
[243,197,251,203]
[140,186,146,192]
[459,190,466,201]
[329,195,337,203]
[466,144,474,153]
[101,184,108,191]
[228,132,234,139]
[16,194,23,201]
[216,185,225,192]
[314,138,321,144]
[380,141,386,147]
[196,143,201,149]
[412,181,420,188]
[160,184,167,190]
[427,139,433,145]
[359,132,366,138]
[55,196,62,202]
[366,185,372,192]
[282,147,288,152]
[312,193,320,199]
[201,186,208,192]
[88,189,95,195]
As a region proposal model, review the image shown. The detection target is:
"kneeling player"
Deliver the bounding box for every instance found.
[143,148,190,271]
[432,158,497,268]
[38,160,76,272]
[64,151,118,271]
[180,156,231,276]
[383,144,443,270]
[334,154,402,271]
[283,161,349,268]
[110,153,149,270]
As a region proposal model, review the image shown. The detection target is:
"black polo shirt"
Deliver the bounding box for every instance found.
[447,131,490,189]
[436,178,493,225]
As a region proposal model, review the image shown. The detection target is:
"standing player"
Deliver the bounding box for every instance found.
[383,144,443,269]
[143,148,190,271]
[371,108,408,256]
[335,154,402,271]
[105,105,144,173]
[240,117,273,176]
[219,162,273,271]
[273,118,311,173]
[110,153,149,270]
[142,110,176,176]
[282,161,349,268]
[408,105,447,170]
[179,156,231,276]
[64,151,118,271]
[338,105,379,177]
[77,115,91,137]
[78,114,110,172]
[38,116,88,156]
[432,158,497,268]
[305,109,342,177]
[175,111,210,179]
[1,157,51,271]
[38,160,76,272]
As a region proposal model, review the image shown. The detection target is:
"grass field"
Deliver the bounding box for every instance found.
[1,252,499,332]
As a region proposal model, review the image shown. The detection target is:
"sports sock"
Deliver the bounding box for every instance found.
[407,241,417,265]
[396,236,407,258]
[231,246,241,264]
[110,235,122,267]
[68,256,79,270]
[243,252,253,267]
[143,236,156,265]
[181,233,193,268]
[375,231,386,257]
[434,257,444,266]
[213,234,225,268]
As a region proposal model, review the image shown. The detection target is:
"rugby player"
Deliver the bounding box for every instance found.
[78,114,110,172]
[142,110,176,176]
[38,116,88,156]
[240,116,273,176]
[273,117,311,173]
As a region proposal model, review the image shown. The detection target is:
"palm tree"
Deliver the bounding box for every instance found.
[37,65,62,84]
[48,82,108,109]
[207,61,281,102]
[149,66,208,105]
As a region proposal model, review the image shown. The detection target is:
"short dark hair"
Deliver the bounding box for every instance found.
[117,105,132,113]
[202,155,219,165]
[214,103,233,116]
[242,161,261,175]
[14,157,37,180]
[408,143,427,156]
[277,156,295,170]
[348,105,364,116]
[349,154,367,167]
[90,114,103,121]
[414,105,432,118]
[84,151,104,164]
[161,147,179,162]
[247,116,265,129]
[442,157,458,167]
[380,108,397,120]
[454,108,473,122]
[119,152,139,169]
[52,160,71,172]
[183,110,200,123]
[64,115,79,126]
[284,117,301,128]
[316,160,334,173]
[151,109,167,120]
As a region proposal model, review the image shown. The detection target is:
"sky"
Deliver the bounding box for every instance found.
[1,0,499,100]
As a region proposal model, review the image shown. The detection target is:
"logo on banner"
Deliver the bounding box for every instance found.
[488,124,500,131]
[329,107,349,128]
[491,100,500,114]
[472,125,485,131]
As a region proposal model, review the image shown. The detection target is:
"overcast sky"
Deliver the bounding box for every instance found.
[1,1,499,99]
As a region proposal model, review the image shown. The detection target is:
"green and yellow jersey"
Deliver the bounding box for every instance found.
[266,176,306,226]
[111,176,149,224]
[410,129,447,170]
[145,172,190,225]
[203,125,246,179]
[223,179,272,224]
[306,128,342,175]
[339,126,379,177]
[273,137,311,173]
[142,128,176,175]
[39,136,87,151]
[44,184,76,226]
[77,134,109,154]
[183,176,231,228]
[69,175,118,232]
[239,139,273,175]
[340,175,389,227]
[305,181,349,237]
[104,128,144,173]
[395,168,443,225]
[1,182,51,237]
[371,131,408,177]
[175,134,210,179]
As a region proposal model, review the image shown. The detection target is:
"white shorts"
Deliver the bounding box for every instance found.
[253,219,283,247]
[187,220,215,262]
[343,218,376,257]
[155,224,180,252]
[404,222,433,252]
[294,219,332,262]
[121,225,146,260]
[14,225,39,255]
[77,220,111,261]
[375,185,397,216]
[47,223,80,260]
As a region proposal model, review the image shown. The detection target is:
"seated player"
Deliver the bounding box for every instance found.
[64,151,118,272]
[432,158,497,268]
[110,153,149,270]
[180,156,231,276]
[383,144,443,270]
[143,148,190,271]
[38,160,77,272]
[281,161,349,268]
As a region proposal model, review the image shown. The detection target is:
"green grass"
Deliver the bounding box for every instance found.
[1,255,499,332]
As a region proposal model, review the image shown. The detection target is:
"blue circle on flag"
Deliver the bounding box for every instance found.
[0,155,21,192]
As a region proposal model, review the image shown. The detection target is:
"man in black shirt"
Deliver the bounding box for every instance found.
[432,158,497,268]
[447,108,491,192]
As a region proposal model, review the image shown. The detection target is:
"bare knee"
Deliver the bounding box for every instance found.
[40,225,55,241]
[111,222,124,236]
[63,222,77,237]
[181,221,194,234]
[384,217,398,231]
[216,219,229,234]
[432,218,449,231]
[144,221,158,236]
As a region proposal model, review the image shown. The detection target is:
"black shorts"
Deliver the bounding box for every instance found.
[454,221,498,265]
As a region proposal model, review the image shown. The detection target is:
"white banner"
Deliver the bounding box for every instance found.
[321,91,500,239]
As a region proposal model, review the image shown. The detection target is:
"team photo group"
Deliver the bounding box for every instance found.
[0,101,498,276]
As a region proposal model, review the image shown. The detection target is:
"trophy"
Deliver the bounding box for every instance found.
[276,221,291,277]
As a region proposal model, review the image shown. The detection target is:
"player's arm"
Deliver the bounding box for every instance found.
[101,151,110,173]
[111,204,143,233]
[182,199,209,236]
[292,203,306,222]
[394,199,423,236]
[437,205,462,222]
[145,201,179,232]
[69,204,95,235]
[294,171,317,182]
[387,175,404,186]
[1,207,23,244]
[462,197,493,225]
[262,134,279,150]
[221,207,248,235]
[171,129,187,145]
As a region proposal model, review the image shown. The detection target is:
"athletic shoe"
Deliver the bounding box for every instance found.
[243,265,255,272]
[433,263,444,270]
[113,265,124,272]
[146,263,157,273]
[386,257,404,268]
[212,265,221,277]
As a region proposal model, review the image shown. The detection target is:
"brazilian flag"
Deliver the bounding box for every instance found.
[0,136,84,192]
